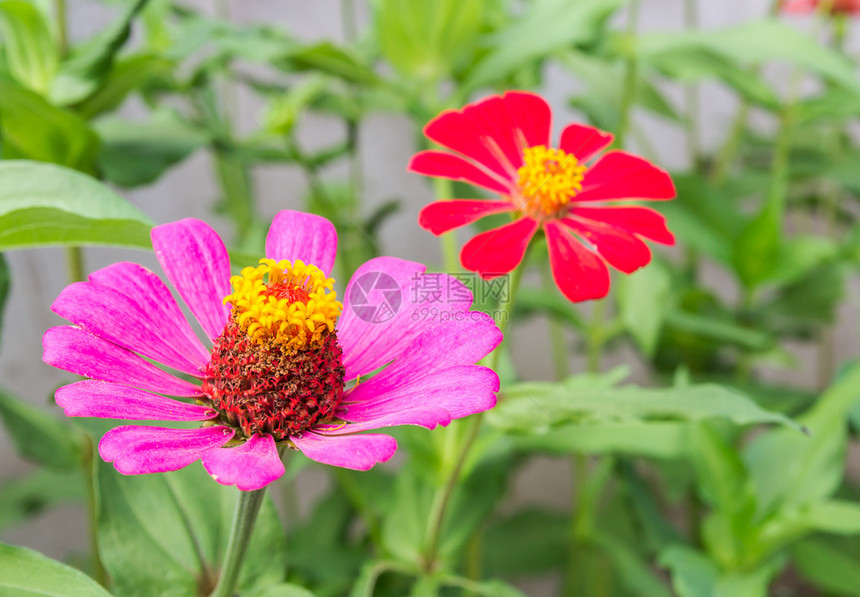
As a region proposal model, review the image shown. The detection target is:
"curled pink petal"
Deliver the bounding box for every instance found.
[99,425,234,475]
[201,434,285,491]
[43,326,202,397]
[265,210,338,277]
[151,219,231,341]
[56,381,216,421]
[291,432,396,470]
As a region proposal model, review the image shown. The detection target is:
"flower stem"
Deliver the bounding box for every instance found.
[432,178,461,273]
[81,436,107,586]
[421,262,525,572]
[66,246,85,283]
[54,0,67,56]
[210,488,268,597]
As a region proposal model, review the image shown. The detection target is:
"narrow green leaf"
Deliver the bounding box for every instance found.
[792,537,860,596]
[0,0,58,94]
[464,0,627,91]
[0,160,153,250]
[76,53,172,120]
[0,542,111,596]
[50,0,150,105]
[280,41,378,85]
[0,79,99,172]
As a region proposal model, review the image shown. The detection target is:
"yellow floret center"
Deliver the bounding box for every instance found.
[224,258,342,352]
[515,145,587,217]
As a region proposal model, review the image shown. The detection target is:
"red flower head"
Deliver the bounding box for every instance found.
[409,91,676,302]
[781,0,860,14]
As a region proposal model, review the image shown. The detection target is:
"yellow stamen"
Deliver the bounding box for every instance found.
[224,258,342,352]
[515,145,586,216]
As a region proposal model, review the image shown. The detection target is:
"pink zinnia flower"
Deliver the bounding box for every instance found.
[409,91,676,303]
[781,0,860,14]
[43,211,501,491]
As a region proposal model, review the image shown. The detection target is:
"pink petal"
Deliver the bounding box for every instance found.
[87,262,210,367]
[545,220,610,302]
[408,151,513,195]
[561,217,652,274]
[576,151,675,203]
[559,123,614,163]
[151,219,231,342]
[290,432,396,470]
[341,365,499,424]
[99,425,234,475]
[56,381,216,421]
[344,318,502,401]
[43,326,202,397]
[265,210,338,277]
[52,280,206,377]
[317,408,452,434]
[338,257,475,381]
[572,206,675,244]
[201,434,285,491]
[502,91,552,148]
[460,217,539,278]
[418,200,515,235]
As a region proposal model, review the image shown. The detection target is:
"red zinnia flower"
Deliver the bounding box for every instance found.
[781,0,860,14]
[409,91,676,302]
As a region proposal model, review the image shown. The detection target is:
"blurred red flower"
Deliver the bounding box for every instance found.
[781,0,860,14]
[410,91,675,303]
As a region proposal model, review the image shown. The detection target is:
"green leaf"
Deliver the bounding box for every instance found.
[95,110,209,187]
[616,261,673,356]
[792,536,860,596]
[659,545,718,597]
[96,456,286,597]
[0,0,58,94]
[280,41,378,85]
[483,508,568,577]
[0,160,154,250]
[732,205,781,289]
[745,362,860,516]
[0,387,84,469]
[376,0,484,81]
[463,0,627,91]
[49,0,150,105]
[638,20,860,98]
[513,421,687,459]
[0,542,112,596]
[0,469,85,532]
[593,531,672,597]
[76,53,172,120]
[0,79,99,172]
[490,379,800,434]
[245,583,316,597]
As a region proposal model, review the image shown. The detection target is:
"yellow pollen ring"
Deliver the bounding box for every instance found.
[515,145,587,216]
[224,258,342,352]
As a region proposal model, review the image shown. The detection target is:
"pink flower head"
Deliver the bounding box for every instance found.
[781,0,860,14]
[409,91,676,303]
[43,211,501,491]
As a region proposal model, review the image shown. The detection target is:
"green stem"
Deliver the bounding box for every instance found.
[66,246,85,283]
[432,177,460,273]
[615,0,641,149]
[421,262,525,572]
[209,488,268,597]
[82,436,107,586]
[543,263,569,380]
[54,0,67,56]
[683,0,701,167]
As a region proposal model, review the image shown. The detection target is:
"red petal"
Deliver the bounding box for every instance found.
[503,91,552,149]
[423,91,552,180]
[576,151,675,203]
[408,150,513,195]
[461,217,539,278]
[545,220,610,302]
[559,123,614,163]
[561,217,652,274]
[419,200,516,236]
[572,206,675,245]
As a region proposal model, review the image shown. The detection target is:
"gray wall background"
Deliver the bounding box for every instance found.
[2,1,858,594]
